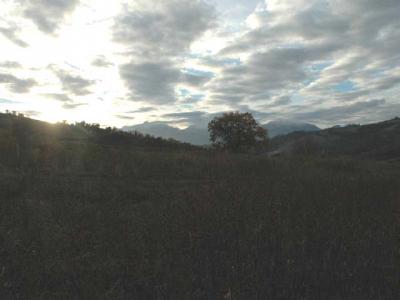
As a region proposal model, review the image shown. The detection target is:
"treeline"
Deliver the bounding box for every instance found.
[0,112,202,172]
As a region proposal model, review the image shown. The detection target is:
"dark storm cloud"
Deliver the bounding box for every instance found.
[53,69,95,96]
[0,25,29,47]
[17,0,80,34]
[0,73,37,93]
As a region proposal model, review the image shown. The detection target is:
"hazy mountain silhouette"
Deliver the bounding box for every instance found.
[264,120,320,137]
[269,117,400,160]
[122,120,320,145]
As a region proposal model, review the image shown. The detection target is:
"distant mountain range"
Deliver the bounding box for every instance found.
[269,117,400,160]
[122,120,320,145]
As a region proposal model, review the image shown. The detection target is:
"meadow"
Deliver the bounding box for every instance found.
[0,113,399,299]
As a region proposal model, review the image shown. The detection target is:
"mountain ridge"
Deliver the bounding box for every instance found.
[122,120,321,145]
[269,117,400,160]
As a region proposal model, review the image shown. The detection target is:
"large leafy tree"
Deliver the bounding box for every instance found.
[208,112,268,152]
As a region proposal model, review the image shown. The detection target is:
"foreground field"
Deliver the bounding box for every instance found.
[0,114,399,299]
[1,152,399,299]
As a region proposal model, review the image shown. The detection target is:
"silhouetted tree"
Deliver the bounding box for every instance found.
[208,112,268,152]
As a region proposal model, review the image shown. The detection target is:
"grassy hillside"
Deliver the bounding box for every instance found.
[0,113,399,299]
[270,117,400,160]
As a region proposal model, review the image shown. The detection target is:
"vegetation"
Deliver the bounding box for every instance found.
[0,112,399,299]
[208,112,268,152]
[270,117,400,160]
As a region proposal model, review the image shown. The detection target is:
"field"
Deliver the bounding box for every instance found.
[0,114,399,299]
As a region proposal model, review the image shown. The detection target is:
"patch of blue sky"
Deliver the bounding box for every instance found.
[178,89,205,101]
[182,68,214,78]
[334,80,357,93]
[309,62,332,73]
[290,94,304,105]
[370,68,389,78]
[191,94,204,100]
[278,43,305,49]
[178,89,191,97]
[303,78,315,86]
[0,98,19,104]
[189,53,242,67]
[221,58,241,66]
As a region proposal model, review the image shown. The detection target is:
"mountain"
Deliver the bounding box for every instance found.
[123,120,320,145]
[122,122,210,145]
[269,117,400,160]
[264,120,320,137]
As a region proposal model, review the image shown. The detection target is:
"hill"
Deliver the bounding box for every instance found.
[0,112,200,171]
[123,122,210,145]
[264,120,320,137]
[0,112,399,299]
[270,117,400,160]
[122,120,320,145]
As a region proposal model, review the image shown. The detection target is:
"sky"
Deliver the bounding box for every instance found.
[1,0,400,128]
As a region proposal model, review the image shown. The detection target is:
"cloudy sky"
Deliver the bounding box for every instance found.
[1,0,400,128]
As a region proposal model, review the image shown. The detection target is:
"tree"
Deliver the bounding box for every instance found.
[208,112,268,152]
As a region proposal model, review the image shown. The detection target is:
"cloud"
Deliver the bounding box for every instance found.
[44,93,72,102]
[159,110,210,127]
[269,95,292,107]
[62,102,86,109]
[53,69,95,96]
[162,111,207,121]
[0,73,37,93]
[291,99,387,124]
[120,61,181,105]
[114,0,216,105]
[43,92,86,110]
[115,115,135,120]
[113,0,216,58]
[0,25,28,47]
[0,61,22,69]
[181,72,212,87]
[91,56,114,68]
[125,107,156,114]
[201,0,400,120]
[17,0,80,34]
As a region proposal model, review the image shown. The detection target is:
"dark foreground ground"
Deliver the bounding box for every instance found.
[0,114,399,299]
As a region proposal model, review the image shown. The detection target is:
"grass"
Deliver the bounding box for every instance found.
[0,114,399,299]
